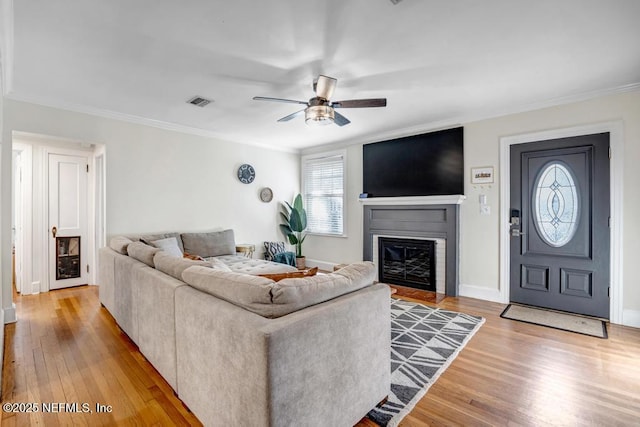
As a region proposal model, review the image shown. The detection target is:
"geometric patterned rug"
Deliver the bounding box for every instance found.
[367,299,485,426]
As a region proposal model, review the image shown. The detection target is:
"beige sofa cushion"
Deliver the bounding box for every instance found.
[154,251,211,281]
[209,257,232,272]
[181,261,375,318]
[127,242,162,267]
[109,236,133,254]
[181,229,235,258]
[271,262,376,314]
[182,266,275,316]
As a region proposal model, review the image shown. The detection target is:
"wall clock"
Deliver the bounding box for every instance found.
[259,187,273,203]
[237,164,255,184]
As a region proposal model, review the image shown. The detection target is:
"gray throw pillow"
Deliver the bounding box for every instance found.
[151,237,183,258]
[181,229,235,258]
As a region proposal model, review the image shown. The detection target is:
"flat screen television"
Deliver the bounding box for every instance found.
[362,127,464,197]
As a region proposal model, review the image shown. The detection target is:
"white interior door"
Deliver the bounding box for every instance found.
[49,153,89,289]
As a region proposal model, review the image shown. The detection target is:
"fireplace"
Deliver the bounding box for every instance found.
[378,237,436,291]
[362,200,461,296]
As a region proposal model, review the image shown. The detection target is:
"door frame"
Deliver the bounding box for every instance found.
[499,121,624,324]
[12,143,32,295]
[11,132,104,293]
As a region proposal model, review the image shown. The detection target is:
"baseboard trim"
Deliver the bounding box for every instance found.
[459,284,504,303]
[622,309,640,328]
[3,303,17,324]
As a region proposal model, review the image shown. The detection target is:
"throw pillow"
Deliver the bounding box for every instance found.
[264,241,286,261]
[151,237,183,258]
[181,229,235,258]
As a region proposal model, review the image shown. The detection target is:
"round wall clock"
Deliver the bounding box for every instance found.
[259,187,273,203]
[237,164,255,184]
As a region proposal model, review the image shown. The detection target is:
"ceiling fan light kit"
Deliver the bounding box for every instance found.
[253,74,387,127]
[305,105,334,126]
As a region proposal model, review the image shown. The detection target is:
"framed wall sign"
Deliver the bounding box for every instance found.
[471,166,494,184]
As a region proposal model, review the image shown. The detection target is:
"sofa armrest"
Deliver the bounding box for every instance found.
[98,247,118,314]
[133,266,186,391]
[175,283,390,427]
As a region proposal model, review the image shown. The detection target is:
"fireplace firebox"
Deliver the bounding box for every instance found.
[378,237,436,291]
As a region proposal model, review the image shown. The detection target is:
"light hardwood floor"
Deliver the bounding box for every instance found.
[2,285,640,426]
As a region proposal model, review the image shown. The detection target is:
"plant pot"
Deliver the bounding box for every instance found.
[296,256,306,270]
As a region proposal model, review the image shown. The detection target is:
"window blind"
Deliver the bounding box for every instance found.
[302,153,345,235]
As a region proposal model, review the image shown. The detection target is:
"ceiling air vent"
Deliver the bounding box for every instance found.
[187,96,212,107]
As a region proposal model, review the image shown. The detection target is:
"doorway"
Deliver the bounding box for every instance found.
[509,134,609,318]
[499,122,624,324]
[12,134,105,294]
[48,153,90,289]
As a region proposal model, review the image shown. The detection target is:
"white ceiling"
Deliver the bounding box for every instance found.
[4,0,640,151]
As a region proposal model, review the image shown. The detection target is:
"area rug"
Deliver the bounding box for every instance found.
[367,299,485,426]
[500,304,607,338]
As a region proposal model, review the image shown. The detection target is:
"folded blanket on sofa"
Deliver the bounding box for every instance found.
[273,251,296,266]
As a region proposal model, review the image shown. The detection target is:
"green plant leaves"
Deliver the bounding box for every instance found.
[279,193,307,257]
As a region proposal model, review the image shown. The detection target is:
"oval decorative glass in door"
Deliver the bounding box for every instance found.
[533,162,579,247]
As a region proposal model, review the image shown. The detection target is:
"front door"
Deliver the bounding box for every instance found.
[509,133,610,318]
[49,153,90,290]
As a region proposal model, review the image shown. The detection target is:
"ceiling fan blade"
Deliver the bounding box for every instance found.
[332,98,387,108]
[277,109,305,122]
[315,75,337,100]
[333,111,351,126]
[253,96,308,105]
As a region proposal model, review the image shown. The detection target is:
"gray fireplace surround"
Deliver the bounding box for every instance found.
[363,203,460,296]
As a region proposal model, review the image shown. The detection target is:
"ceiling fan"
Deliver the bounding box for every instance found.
[253,75,387,126]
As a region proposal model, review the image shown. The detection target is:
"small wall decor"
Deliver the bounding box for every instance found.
[237,163,256,184]
[259,187,273,202]
[471,166,494,184]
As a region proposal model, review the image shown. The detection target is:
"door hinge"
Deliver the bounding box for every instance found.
[86,264,90,273]
[86,164,89,173]
[608,146,611,159]
[608,216,611,228]
[608,287,610,298]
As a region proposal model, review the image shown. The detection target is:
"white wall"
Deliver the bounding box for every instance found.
[1,99,300,318]
[0,78,4,393]
[303,90,640,325]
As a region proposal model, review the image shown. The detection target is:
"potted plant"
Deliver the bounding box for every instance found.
[280,194,308,269]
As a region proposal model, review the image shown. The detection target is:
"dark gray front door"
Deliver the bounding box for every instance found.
[510,133,610,318]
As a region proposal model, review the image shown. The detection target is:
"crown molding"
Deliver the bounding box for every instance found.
[5,92,301,154]
[300,82,640,155]
[5,79,639,157]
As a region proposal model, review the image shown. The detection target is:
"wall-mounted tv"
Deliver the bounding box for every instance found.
[362,127,464,197]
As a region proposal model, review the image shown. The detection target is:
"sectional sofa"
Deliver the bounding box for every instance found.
[98,229,391,426]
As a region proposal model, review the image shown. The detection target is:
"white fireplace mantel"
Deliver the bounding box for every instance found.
[358,194,466,206]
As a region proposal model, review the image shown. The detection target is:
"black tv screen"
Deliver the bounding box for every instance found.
[363,127,464,197]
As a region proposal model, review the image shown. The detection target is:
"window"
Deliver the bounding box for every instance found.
[302,151,346,236]
[533,161,579,247]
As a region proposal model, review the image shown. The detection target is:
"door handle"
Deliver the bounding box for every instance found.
[52,226,57,238]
